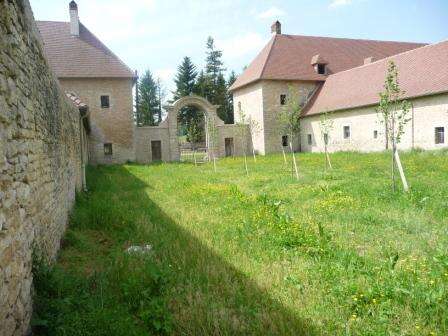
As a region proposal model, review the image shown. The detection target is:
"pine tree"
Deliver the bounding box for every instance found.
[136,70,160,126]
[173,57,199,126]
[173,57,197,100]
[205,37,225,85]
[225,71,237,124]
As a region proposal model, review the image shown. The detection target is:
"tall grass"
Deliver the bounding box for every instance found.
[33,151,448,335]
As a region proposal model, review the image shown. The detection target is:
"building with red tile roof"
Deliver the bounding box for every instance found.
[232,21,447,154]
[36,1,136,164]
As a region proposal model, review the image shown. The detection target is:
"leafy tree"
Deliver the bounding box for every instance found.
[278,85,302,180]
[136,70,161,126]
[377,60,411,192]
[236,106,249,176]
[206,116,219,172]
[319,111,334,170]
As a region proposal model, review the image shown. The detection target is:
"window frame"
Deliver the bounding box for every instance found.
[343,125,351,140]
[435,127,445,144]
[100,95,110,108]
[280,94,287,106]
[104,143,113,156]
[317,63,326,75]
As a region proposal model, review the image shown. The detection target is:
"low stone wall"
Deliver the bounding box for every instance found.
[0,1,82,335]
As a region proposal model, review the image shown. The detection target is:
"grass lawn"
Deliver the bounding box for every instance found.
[33,151,448,335]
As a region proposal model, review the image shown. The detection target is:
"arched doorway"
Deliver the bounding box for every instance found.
[164,95,224,162]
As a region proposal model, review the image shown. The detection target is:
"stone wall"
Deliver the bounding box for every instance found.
[233,80,317,155]
[300,93,448,153]
[59,78,135,165]
[0,1,82,335]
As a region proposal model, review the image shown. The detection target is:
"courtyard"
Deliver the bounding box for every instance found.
[33,151,448,335]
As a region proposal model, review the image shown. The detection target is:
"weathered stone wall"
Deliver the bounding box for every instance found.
[300,93,448,153]
[233,80,317,155]
[0,1,82,335]
[135,124,170,163]
[59,78,135,165]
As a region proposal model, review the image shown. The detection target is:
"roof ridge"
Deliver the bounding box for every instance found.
[324,40,446,79]
[259,35,277,79]
[279,33,427,45]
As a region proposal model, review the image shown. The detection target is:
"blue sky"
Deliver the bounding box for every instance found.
[30,0,447,94]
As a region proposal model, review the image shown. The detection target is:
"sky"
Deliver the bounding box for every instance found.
[30,0,448,95]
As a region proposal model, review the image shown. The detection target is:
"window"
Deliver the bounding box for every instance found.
[324,133,329,145]
[317,64,326,75]
[307,134,312,145]
[435,127,445,144]
[100,95,110,108]
[373,130,378,139]
[281,135,288,147]
[280,94,287,105]
[104,143,113,156]
[343,126,351,139]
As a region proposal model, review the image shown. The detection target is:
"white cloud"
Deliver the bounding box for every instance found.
[155,68,176,82]
[72,0,158,43]
[329,0,353,8]
[257,6,286,19]
[216,32,267,60]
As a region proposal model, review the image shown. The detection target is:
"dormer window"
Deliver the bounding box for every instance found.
[311,54,328,75]
[317,63,326,75]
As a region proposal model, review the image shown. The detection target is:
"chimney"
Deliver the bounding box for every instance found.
[69,1,79,36]
[364,56,375,65]
[271,21,281,35]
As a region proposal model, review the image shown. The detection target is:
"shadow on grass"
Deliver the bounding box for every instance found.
[35,165,319,335]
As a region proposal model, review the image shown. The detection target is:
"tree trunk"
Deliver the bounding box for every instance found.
[252,147,256,162]
[213,155,217,172]
[289,141,299,180]
[325,144,332,170]
[244,153,248,176]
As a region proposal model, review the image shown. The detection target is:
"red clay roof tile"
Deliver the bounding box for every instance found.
[230,34,425,91]
[36,21,135,78]
[302,40,448,117]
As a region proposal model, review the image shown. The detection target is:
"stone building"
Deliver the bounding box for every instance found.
[300,41,448,152]
[36,1,137,164]
[229,21,440,154]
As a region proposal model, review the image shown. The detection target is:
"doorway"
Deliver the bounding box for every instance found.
[151,140,162,161]
[225,138,234,157]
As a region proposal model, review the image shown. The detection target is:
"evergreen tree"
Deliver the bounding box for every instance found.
[173,57,197,100]
[136,70,160,126]
[205,37,225,85]
[173,57,199,126]
[225,71,237,124]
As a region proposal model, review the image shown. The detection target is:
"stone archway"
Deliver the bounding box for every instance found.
[164,94,224,161]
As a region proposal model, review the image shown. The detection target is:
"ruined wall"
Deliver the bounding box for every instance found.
[0,1,82,335]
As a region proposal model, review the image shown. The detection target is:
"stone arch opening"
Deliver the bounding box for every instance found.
[164,95,224,161]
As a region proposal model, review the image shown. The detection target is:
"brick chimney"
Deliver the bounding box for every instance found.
[271,21,281,35]
[69,1,79,36]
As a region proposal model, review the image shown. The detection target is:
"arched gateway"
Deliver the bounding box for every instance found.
[135,95,249,163]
